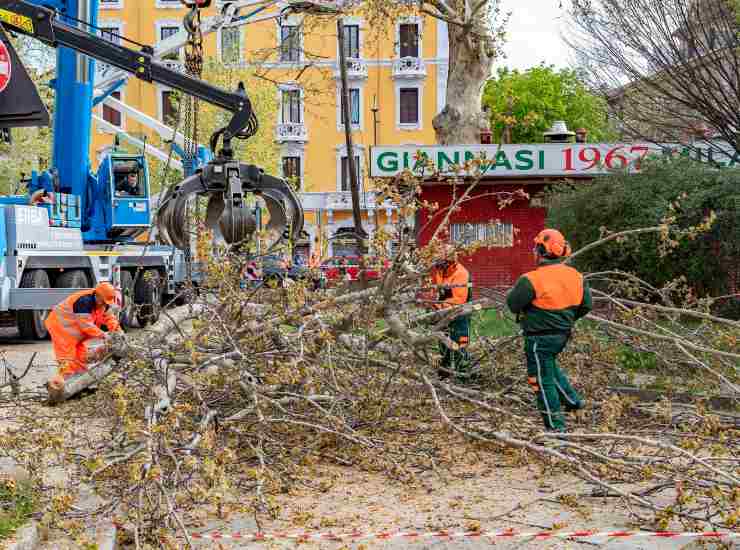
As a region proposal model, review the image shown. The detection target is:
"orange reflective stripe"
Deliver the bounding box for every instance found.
[527,376,538,385]
[525,264,584,311]
[50,289,97,340]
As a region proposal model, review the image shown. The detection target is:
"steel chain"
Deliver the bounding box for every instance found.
[183,5,205,279]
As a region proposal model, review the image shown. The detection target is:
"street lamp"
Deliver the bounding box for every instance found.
[371,93,379,146]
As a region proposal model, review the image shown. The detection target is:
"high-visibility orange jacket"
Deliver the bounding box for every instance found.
[45,288,120,342]
[430,262,471,310]
[506,259,592,334]
[45,289,121,375]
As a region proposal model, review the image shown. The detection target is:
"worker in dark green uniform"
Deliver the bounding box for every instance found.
[507,229,592,432]
[430,244,473,381]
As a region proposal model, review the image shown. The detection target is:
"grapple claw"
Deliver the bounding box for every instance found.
[155,162,304,253]
[218,204,257,245]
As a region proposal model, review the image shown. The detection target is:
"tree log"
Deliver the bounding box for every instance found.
[47,357,117,405]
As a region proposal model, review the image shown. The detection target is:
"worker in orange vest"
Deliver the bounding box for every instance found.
[429,244,473,381]
[45,282,122,391]
[308,250,321,268]
[507,229,592,432]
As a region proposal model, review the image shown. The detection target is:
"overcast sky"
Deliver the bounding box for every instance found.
[494,0,573,72]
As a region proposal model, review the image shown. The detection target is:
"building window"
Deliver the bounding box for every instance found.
[282,156,302,188]
[281,89,302,124]
[280,25,301,62]
[102,90,122,127]
[155,0,181,7]
[450,222,514,247]
[99,0,123,9]
[340,88,360,126]
[220,26,241,64]
[161,90,178,125]
[340,155,361,192]
[342,24,360,58]
[399,23,419,57]
[97,26,121,76]
[159,25,180,60]
[399,88,419,124]
[100,27,121,44]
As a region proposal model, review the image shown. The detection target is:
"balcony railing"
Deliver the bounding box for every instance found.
[334,58,368,80]
[392,56,426,79]
[159,59,185,72]
[275,122,308,142]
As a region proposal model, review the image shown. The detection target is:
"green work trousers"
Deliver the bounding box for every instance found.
[524,334,583,432]
[439,315,471,379]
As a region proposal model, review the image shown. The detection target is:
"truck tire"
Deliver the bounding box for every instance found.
[17,269,51,340]
[134,269,162,327]
[55,269,90,289]
[119,270,135,329]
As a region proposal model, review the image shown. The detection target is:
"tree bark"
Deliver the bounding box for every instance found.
[433,22,495,145]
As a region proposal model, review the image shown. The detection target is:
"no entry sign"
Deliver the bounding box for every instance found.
[0,39,11,93]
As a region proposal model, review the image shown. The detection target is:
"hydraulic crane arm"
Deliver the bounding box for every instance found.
[0,0,304,251]
[0,0,254,155]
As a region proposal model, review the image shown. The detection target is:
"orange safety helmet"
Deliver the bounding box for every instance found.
[534,229,571,258]
[95,282,118,306]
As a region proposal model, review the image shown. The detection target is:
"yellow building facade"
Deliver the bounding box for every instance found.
[92,0,449,257]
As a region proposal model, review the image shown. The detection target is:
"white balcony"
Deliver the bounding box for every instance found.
[392,57,426,79]
[334,58,368,80]
[299,191,394,211]
[160,59,186,73]
[275,122,308,142]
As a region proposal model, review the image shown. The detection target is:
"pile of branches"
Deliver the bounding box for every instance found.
[0,183,738,548]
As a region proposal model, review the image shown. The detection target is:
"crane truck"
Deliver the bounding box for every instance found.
[0,0,304,339]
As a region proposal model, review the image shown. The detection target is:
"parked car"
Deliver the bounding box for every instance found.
[320,256,390,284]
[240,254,311,288]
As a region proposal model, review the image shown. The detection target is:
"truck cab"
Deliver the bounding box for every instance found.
[96,153,151,241]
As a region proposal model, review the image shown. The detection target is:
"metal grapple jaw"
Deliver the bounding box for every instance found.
[156,161,304,252]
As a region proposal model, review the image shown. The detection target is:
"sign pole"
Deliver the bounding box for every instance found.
[336,19,367,253]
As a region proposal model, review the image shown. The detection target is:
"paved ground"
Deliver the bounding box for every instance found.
[0,327,57,392]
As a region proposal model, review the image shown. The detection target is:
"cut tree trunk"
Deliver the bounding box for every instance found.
[433,22,496,145]
[47,358,117,405]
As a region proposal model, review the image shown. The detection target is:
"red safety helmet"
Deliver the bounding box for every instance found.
[534,229,571,258]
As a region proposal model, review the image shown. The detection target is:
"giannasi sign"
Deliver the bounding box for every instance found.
[370,143,740,178]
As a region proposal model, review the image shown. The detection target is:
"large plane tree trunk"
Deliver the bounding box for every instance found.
[362,0,503,145]
[431,3,500,145]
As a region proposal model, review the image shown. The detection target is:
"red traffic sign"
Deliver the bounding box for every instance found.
[0,40,11,93]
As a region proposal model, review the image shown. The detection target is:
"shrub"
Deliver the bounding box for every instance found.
[546,157,740,298]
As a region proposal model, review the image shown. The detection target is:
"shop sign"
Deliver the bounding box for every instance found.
[370,143,740,178]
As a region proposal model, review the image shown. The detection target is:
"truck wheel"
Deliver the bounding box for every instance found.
[55,269,90,289]
[17,269,51,340]
[134,269,162,327]
[119,270,135,329]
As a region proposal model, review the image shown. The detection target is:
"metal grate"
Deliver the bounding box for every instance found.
[450,222,514,247]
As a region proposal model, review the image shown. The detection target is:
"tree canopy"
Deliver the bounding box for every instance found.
[482,64,615,144]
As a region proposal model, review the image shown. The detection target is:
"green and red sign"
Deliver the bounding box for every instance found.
[370,144,739,178]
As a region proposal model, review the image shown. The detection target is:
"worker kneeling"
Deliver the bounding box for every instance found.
[45,282,122,392]
[507,229,592,433]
